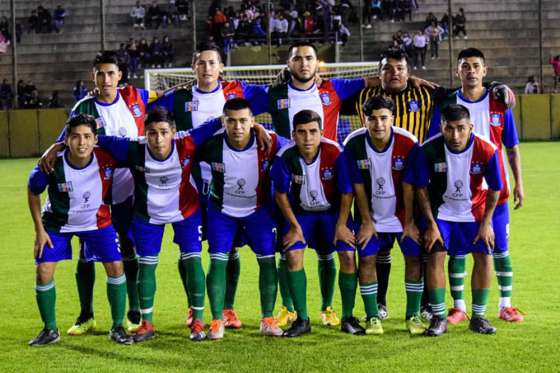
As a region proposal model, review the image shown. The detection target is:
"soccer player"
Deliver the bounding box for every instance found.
[415,104,503,336]
[271,109,364,337]
[427,48,524,323]
[28,114,132,346]
[343,96,424,335]
[199,98,284,340]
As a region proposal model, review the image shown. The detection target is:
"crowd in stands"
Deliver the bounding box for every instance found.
[114,36,175,79]
[28,5,68,34]
[361,0,418,28]
[130,1,190,30]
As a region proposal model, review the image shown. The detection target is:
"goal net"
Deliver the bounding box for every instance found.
[145,62,379,143]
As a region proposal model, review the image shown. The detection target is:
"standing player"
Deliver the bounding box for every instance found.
[28,114,132,346]
[427,48,524,323]
[415,104,503,336]
[343,96,424,335]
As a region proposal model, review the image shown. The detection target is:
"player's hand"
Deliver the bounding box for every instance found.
[356,221,376,251]
[474,222,495,253]
[490,81,516,109]
[410,76,439,90]
[424,222,443,253]
[314,72,323,87]
[334,223,356,249]
[401,221,420,244]
[283,224,305,250]
[39,142,65,174]
[253,124,272,153]
[34,229,53,259]
[513,183,524,210]
[173,78,195,92]
[88,87,100,97]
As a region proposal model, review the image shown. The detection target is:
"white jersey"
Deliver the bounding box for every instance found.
[287,83,324,134]
[299,152,331,211]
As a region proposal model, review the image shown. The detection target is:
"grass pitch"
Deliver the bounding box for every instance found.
[0,142,559,372]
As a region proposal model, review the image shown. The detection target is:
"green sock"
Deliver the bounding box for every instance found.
[318,254,337,311]
[123,258,140,312]
[184,255,206,320]
[339,271,358,318]
[277,256,294,311]
[429,288,447,320]
[36,281,56,330]
[405,280,423,319]
[76,260,95,316]
[107,274,127,329]
[472,288,490,318]
[287,269,308,320]
[178,257,191,306]
[207,255,228,320]
[138,256,158,322]
[224,250,240,309]
[448,255,466,311]
[257,257,278,318]
[494,253,513,307]
[359,280,378,319]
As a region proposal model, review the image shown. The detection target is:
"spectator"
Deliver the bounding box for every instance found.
[0,16,9,40]
[16,79,25,108]
[550,55,560,92]
[166,1,180,26]
[401,31,414,59]
[271,12,288,46]
[28,10,40,33]
[0,79,13,110]
[0,31,9,54]
[176,0,190,21]
[161,35,174,67]
[37,6,53,33]
[337,22,351,46]
[425,20,443,59]
[524,76,539,94]
[130,1,146,29]
[149,36,164,67]
[412,30,427,70]
[138,38,151,67]
[146,1,162,29]
[425,12,437,28]
[72,80,88,102]
[115,43,130,81]
[440,13,449,39]
[303,11,314,35]
[126,39,141,78]
[453,8,467,39]
[48,91,62,108]
[221,21,235,54]
[53,5,67,33]
[23,89,43,109]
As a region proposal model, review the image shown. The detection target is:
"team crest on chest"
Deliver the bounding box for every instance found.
[276,98,289,109]
[292,174,304,184]
[392,156,405,171]
[130,104,142,118]
[434,162,447,173]
[185,100,199,112]
[321,167,334,180]
[182,158,191,168]
[320,93,331,106]
[408,100,419,112]
[490,113,502,127]
[211,162,225,173]
[356,159,370,170]
[103,166,114,180]
[57,181,73,192]
[471,162,483,174]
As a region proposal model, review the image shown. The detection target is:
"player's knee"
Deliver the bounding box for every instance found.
[472,252,492,270]
[338,251,356,272]
[104,261,124,277]
[36,264,54,284]
[404,255,421,280]
[358,255,376,282]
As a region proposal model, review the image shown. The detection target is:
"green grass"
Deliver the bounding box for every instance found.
[0,142,559,372]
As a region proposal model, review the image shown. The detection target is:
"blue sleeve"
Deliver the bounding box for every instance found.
[243,83,269,115]
[335,153,353,193]
[96,136,132,164]
[275,134,290,151]
[484,151,504,191]
[138,88,150,106]
[427,106,442,139]
[502,109,520,149]
[403,144,419,185]
[189,118,222,146]
[343,147,364,184]
[148,90,175,111]
[28,165,49,195]
[270,156,291,194]
[413,147,431,187]
[331,78,366,101]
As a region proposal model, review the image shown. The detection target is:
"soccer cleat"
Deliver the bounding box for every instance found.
[223,308,242,329]
[276,306,297,327]
[469,317,497,334]
[406,316,427,335]
[365,317,384,335]
[29,328,60,347]
[127,310,142,333]
[133,321,155,343]
[185,307,193,327]
[499,307,524,322]
[420,305,433,324]
[109,326,134,345]
[377,304,389,320]
[283,317,311,337]
[67,316,96,336]
[260,317,283,337]
[447,307,469,325]
[340,317,366,335]
[189,319,206,341]
[207,319,225,340]
[320,306,340,326]
[425,317,448,337]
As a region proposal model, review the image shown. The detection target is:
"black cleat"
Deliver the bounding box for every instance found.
[127,310,142,325]
[341,316,366,335]
[29,328,60,347]
[109,326,134,345]
[424,317,448,337]
[469,317,497,334]
[283,317,311,337]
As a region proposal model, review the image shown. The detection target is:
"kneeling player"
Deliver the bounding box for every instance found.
[28,114,132,346]
[415,104,502,336]
[343,96,424,335]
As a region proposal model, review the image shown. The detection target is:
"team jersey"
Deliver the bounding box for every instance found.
[415,133,503,222]
[427,89,519,205]
[96,119,222,224]
[268,79,365,142]
[198,129,283,218]
[28,148,118,233]
[271,138,351,213]
[344,127,418,232]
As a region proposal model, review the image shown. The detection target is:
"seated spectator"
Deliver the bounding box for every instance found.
[161,35,174,67]
[130,1,146,29]
[17,79,26,108]
[0,79,13,110]
[53,5,67,33]
[221,21,235,54]
[524,76,539,94]
[37,6,53,33]
[28,10,40,33]
[48,91,62,108]
[250,16,267,43]
[146,1,162,29]
[149,36,164,67]
[453,8,467,39]
[440,13,449,39]
[126,39,141,78]
[115,43,130,80]
[337,23,351,46]
[176,0,190,21]
[72,80,88,102]
[23,89,43,109]
[138,38,151,67]
[0,31,10,54]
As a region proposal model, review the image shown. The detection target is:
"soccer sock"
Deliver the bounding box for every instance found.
[257,257,278,318]
[207,254,228,320]
[224,250,241,309]
[494,252,513,309]
[405,280,424,319]
[36,281,56,330]
[183,255,206,320]
[318,253,337,311]
[277,255,295,312]
[138,256,158,323]
[429,288,447,320]
[106,274,127,329]
[359,281,378,319]
[287,269,308,320]
[75,260,95,318]
[472,288,490,318]
[448,255,467,311]
[375,252,391,306]
[177,256,191,307]
[339,271,358,318]
[123,257,140,312]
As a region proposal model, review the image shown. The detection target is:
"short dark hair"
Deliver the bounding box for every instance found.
[66,113,97,135]
[93,51,120,68]
[292,110,322,130]
[457,48,485,63]
[362,95,395,117]
[145,106,175,129]
[288,41,318,59]
[192,42,222,65]
[442,104,470,123]
[380,50,409,69]
[223,97,252,114]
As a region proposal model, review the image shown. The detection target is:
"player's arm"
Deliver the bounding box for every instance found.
[353,183,376,250]
[334,153,356,248]
[27,167,53,259]
[401,144,420,243]
[39,142,65,174]
[506,145,524,209]
[242,82,270,115]
[147,89,175,111]
[96,135,133,165]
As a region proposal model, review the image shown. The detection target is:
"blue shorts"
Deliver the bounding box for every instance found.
[437,219,491,256]
[359,232,422,257]
[207,204,276,258]
[492,203,509,254]
[36,225,121,264]
[129,210,202,257]
[283,210,353,253]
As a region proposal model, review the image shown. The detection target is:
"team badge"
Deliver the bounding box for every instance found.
[292,174,304,184]
[226,93,238,100]
[212,162,225,173]
[471,162,483,174]
[236,178,246,193]
[392,157,405,171]
[321,168,334,180]
[131,104,142,118]
[356,159,370,170]
[57,181,73,192]
[276,99,289,109]
[320,93,331,106]
[434,162,447,173]
[103,166,113,180]
[182,158,191,168]
[262,159,270,172]
[490,113,502,127]
[185,100,199,112]
[160,176,169,185]
[408,100,419,112]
